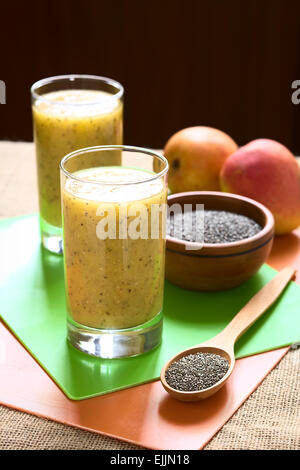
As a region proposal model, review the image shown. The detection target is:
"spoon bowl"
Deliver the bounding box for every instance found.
[161,345,235,401]
[160,267,296,402]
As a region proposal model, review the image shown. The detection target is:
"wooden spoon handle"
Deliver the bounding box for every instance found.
[210,267,296,349]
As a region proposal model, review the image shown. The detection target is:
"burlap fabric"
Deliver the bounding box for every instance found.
[0,142,299,450]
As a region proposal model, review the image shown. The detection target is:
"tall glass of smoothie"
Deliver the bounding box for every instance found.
[60,145,168,358]
[31,75,123,254]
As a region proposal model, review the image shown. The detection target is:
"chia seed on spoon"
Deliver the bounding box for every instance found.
[165,352,229,392]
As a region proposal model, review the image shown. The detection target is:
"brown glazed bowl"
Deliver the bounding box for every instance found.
[165,191,275,291]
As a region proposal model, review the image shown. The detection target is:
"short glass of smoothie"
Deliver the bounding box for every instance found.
[31,75,124,255]
[60,145,168,358]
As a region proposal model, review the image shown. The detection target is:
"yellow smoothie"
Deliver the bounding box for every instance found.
[62,167,167,330]
[33,89,123,229]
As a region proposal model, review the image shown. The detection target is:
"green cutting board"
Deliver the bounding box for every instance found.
[0,214,299,400]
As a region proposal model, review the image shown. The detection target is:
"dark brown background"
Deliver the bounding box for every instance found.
[1,0,300,151]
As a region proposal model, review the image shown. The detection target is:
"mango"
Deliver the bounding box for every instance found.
[164,126,238,193]
[220,139,300,234]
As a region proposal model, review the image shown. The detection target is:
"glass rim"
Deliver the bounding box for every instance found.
[60,145,169,186]
[31,74,124,105]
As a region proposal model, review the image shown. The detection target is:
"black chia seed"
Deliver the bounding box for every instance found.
[167,209,262,244]
[165,352,229,392]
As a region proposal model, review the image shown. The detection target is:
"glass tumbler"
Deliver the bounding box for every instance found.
[60,145,169,358]
[31,74,124,254]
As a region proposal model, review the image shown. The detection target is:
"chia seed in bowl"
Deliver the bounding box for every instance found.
[167,209,262,244]
[165,192,274,290]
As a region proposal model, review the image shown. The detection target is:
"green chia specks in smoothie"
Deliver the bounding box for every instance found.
[33,89,123,229]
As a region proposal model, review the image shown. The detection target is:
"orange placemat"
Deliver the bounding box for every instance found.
[0,230,298,449]
[0,322,288,450]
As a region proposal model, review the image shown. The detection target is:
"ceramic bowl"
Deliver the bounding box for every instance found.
[165,191,275,291]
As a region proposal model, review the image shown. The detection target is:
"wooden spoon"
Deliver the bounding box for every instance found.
[160,267,296,402]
